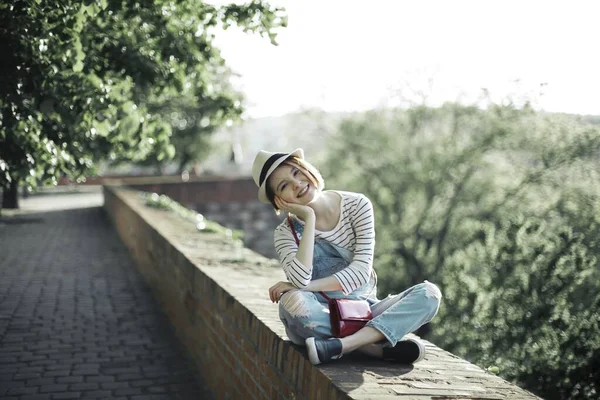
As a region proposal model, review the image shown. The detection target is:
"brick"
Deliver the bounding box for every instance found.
[2,336,26,343]
[31,360,59,367]
[315,371,331,400]
[74,363,100,370]
[56,376,84,384]
[51,393,82,399]
[39,384,69,393]
[129,379,154,387]
[18,366,45,373]
[56,358,85,365]
[20,395,53,400]
[48,353,73,360]
[69,383,99,391]
[143,369,171,379]
[44,365,71,371]
[0,363,28,372]
[21,355,48,362]
[100,381,130,390]
[83,357,110,363]
[84,376,114,383]
[108,355,136,363]
[44,370,71,377]
[0,373,14,382]
[35,349,60,356]
[26,378,56,386]
[0,345,25,353]
[78,390,112,398]
[14,372,42,380]
[147,386,168,393]
[70,370,99,376]
[7,386,39,395]
[114,387,144,396]
[114,372,144,381]
[102,366,140,374]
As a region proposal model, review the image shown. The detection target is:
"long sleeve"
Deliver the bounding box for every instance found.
[273,223,313,288]
[332,195,375,294]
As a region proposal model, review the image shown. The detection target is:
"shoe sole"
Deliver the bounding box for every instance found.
[305,337,322,365]
[407,338,426,363]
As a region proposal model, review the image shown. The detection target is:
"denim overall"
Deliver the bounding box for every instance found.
[278,218,442,347]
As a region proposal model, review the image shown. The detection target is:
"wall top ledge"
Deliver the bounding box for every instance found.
[105,185,541,400]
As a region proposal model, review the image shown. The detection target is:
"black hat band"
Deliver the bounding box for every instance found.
[259,153,287,186]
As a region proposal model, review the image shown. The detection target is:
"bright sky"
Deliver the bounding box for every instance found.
[211,0,600,118]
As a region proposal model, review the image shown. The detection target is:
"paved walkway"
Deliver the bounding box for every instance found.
[0,188,213,400]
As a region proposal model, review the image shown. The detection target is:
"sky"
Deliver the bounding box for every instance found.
[210,0,600,119]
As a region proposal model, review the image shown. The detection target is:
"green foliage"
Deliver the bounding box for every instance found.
[0,0,286,197]
[323,103,600,400]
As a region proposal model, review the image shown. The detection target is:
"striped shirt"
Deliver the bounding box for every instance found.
[273,191,375,294]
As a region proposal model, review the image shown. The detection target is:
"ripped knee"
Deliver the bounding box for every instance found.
[280,290,311,318]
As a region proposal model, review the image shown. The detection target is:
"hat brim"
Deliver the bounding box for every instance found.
[258,148,304,204]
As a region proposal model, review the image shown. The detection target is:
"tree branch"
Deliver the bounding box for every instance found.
[434,165,478,275]
[395,242,426,284]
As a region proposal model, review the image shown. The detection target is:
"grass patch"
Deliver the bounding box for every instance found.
[140,192,244,241]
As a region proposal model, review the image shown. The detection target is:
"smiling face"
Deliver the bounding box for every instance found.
[267,161,318,205]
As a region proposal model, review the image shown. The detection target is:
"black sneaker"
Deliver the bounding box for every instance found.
[382,338,425,364]
[305,337,343,365]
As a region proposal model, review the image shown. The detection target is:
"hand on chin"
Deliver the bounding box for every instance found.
[275,196,314,220]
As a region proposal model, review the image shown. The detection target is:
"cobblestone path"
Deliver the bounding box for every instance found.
[0,191,213,400]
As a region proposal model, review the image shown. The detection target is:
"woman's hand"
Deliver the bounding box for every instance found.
[269,281,297,303]
[275,196,315,221]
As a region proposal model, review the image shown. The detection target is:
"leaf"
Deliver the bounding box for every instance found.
[72,60,84,72]
[119,115,140,138]
[93,120,111,137]
[165,144,176,159]
[87,73,103,88]
[486,366,500,375]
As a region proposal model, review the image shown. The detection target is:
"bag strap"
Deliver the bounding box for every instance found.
[287,215,300,244]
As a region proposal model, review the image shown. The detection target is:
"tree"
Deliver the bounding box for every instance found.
[323,102,600,399]
[0,0,286,209]
[131,85,240,175]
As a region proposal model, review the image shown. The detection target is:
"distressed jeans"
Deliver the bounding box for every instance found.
[279,220,442,347]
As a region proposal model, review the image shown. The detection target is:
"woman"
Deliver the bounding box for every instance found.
[252,148,442,365]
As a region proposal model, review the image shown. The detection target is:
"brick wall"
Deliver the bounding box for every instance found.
[103,185,542,400]
[123,177,281,259]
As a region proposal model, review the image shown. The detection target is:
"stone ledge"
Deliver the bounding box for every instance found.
[103,185,541,400]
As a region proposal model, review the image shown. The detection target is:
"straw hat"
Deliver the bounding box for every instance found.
[252,148,304,204]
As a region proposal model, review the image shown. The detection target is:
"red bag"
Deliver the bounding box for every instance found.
[322,293,373,338]
[287,216,374,338]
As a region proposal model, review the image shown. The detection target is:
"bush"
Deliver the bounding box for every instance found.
[323,103,600,399]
